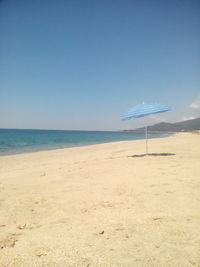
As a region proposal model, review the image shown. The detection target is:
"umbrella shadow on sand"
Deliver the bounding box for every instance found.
[128,153,176,158]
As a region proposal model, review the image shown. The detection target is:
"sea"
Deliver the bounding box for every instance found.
[0,129,168,156]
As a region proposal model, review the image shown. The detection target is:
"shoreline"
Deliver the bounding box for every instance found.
[0,133,199,266]
[0,132,171,157]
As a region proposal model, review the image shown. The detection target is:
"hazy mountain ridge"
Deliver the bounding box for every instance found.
[125,118,200,132]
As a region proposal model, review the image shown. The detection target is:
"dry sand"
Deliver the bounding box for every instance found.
[0,133,200,267]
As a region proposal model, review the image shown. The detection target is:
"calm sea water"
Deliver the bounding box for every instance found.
[0,129,168,156]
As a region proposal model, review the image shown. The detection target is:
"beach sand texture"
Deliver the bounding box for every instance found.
[0,133,200,267]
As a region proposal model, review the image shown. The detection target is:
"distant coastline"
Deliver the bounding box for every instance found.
[123,117,200,132]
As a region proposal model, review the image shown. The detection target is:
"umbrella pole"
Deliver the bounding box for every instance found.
[145,126,148,155]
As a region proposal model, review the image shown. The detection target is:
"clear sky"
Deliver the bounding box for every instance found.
[0,0,200,130]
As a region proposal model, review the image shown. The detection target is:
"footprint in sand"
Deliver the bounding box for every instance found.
[16,222,42,230]
[0,233,21,249]
[100,201,122,208]
[35,247,50,257]
[152,217,163,221]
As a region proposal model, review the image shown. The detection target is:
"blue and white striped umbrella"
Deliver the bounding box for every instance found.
[121,102,172,155]
[121,102,171,120]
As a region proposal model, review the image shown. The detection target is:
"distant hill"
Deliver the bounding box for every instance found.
[125,118,200,132]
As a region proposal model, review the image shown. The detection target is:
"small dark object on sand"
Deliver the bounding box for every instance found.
[129,153,175,158]
[99,230,104,235]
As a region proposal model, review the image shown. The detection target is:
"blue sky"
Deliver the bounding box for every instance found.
[0,0,200,130]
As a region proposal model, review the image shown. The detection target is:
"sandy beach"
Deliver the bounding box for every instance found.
[0,133,200,267]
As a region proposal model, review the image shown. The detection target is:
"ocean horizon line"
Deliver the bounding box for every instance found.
[0,128,125,133]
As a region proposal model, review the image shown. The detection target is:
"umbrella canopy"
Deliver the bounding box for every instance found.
[121,102,172,155]
[121,102,171,120]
